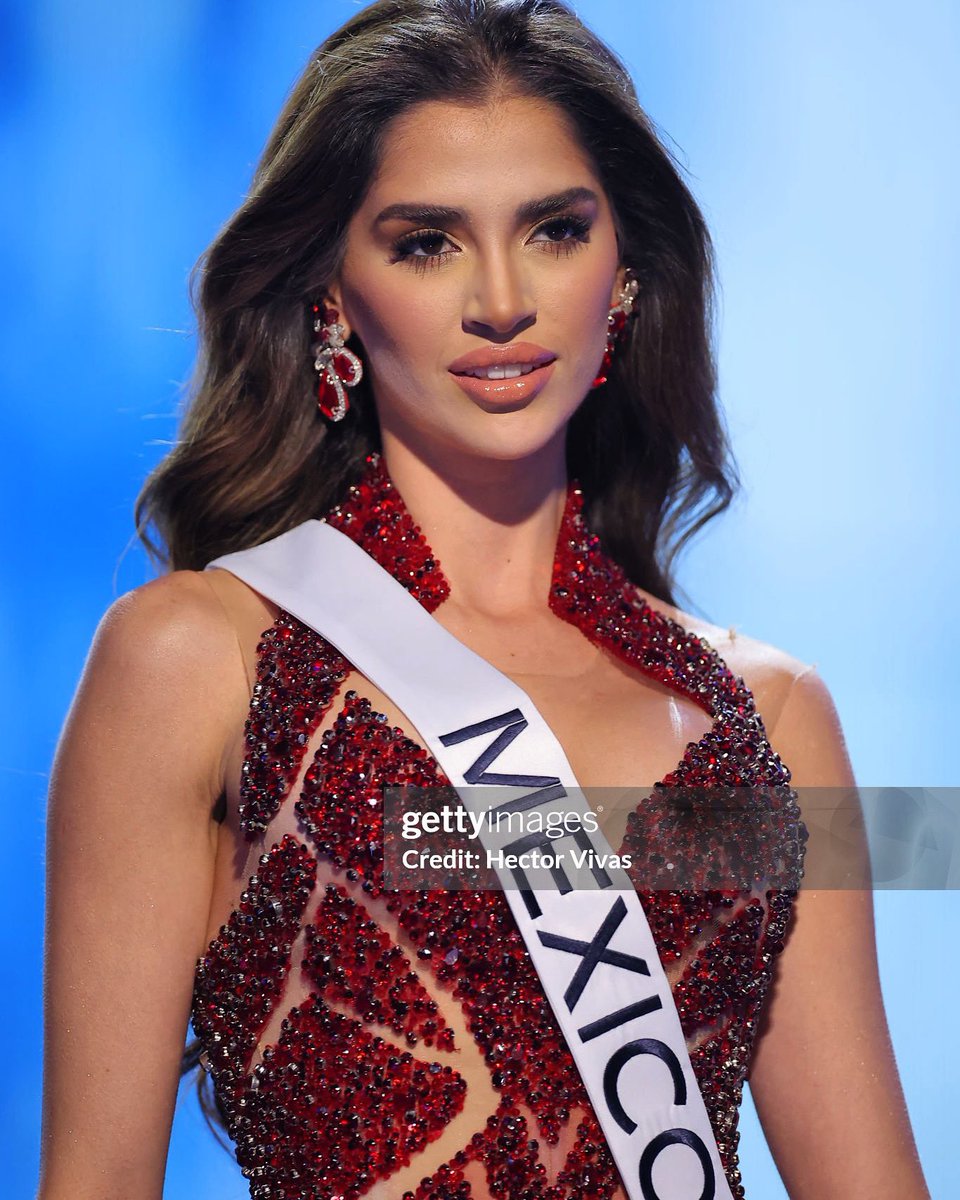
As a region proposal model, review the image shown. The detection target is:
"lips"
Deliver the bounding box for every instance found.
[448,341,557,376]
[447,342,559,409]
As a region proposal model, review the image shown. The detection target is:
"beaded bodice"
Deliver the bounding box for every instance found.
[190,454,807,1200]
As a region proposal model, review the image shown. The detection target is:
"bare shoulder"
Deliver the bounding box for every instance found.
[96,569,244,665]
[199,567,282,687]
[83,571,256,788]
[632,585,812,738]
[634,586,856,786]
[96,569,278,671]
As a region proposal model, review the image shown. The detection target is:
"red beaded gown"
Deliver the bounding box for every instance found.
[190,453,808,1200]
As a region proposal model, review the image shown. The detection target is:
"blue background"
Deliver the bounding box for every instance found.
[4,1,956,1196]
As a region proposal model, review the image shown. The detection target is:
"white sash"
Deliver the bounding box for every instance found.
[207,519,733,1200]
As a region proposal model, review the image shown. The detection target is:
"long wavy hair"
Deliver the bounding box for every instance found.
[154,0,738,1136]
[135,0,737,603]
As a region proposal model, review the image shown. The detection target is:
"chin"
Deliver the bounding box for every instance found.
[384,383,588,467]
[444,414,575,466]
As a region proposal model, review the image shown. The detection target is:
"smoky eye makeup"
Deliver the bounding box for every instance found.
[388,210,594,274]
[389,227,452,265]
[529,212,592,249]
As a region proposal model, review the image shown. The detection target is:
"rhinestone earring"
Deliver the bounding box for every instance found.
[591,270,640,389]
[311,302,364,422]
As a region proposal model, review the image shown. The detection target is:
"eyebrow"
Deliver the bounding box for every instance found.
[372,186,599,227]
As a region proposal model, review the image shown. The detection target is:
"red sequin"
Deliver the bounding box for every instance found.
[191,452,808,1199]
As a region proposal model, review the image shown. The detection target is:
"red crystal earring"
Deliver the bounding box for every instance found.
[591,269,640,389]
[311,302,364,422]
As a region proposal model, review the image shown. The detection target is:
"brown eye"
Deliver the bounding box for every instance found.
[390,228,458,270]
[529,214,592,252]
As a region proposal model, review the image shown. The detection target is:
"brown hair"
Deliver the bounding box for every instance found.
[135,0,736,605]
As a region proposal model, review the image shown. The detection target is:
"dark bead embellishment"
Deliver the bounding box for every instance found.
[190,452,808,1199]
[239,619,350,835]
[191,835,316,1118]
[303,883,458,1052]
[237,996,467,1195]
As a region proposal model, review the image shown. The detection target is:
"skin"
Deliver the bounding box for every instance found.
[38,93,929,1199]
[326,92,629,621]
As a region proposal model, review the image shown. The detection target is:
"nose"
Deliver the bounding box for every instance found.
[462,250,536,339]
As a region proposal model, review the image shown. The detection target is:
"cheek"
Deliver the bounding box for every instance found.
[551,272,616,377]
[345,271,447,376]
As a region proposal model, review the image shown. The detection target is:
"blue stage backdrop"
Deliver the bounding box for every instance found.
[3,2,956,1197]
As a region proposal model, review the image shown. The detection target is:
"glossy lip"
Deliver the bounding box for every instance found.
[447,341,558,374]
[447,341,558,411]
[450,358,557,410]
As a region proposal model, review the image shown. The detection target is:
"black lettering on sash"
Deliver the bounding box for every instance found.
[536,931,650,980]
[488,781,567,815]
[537,896,649,1009]
[488,782,570,917]
[603,1039,686,1133]
[639,1127,715,1200]
[535,896,664,1039]
[578,996,663,1042]
[439,708,561,788]
[440,710,572,916]
[499,823,614,910]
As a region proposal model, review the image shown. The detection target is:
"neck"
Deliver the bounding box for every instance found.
[378,433,570,618]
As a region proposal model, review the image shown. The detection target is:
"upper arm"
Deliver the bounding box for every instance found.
[38,572,249,1200]
[748,667,929,1198]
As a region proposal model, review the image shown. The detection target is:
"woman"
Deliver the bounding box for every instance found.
[38,2,928,1198]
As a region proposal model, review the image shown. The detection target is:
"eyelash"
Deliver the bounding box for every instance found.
[390,214,592,275]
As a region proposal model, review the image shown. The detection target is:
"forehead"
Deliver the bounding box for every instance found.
[364,95,600,210]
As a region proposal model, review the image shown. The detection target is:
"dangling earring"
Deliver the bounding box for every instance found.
[311,301,364,422]
[591,269,640,389]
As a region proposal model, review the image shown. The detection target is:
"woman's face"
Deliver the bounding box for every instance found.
[327,93,628,468]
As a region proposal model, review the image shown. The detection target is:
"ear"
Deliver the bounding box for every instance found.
[320,277,354,340]
[609,263,630,309]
